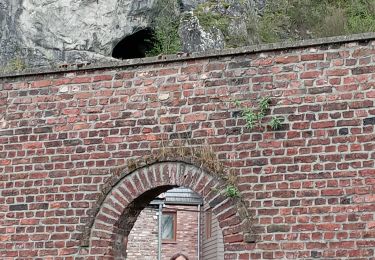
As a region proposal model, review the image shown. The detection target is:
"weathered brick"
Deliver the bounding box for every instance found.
[267,224,290,233]
[32,80,51,88]
[301,71,321,79]
[0,36,373,260]
[9,204,28,211]
[33,127,53,133]
[181,65,203,74]
[275,55,299,64]
[63,139,83,146]
[308,86,333,94]
[228,61,251,69]
[364,117,375,125]
[352,65,375,75]
[252,76,272,83]
[326,69,349,76]
[301,54,324,61]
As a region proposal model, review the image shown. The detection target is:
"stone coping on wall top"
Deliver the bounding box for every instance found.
[1,32,375,80]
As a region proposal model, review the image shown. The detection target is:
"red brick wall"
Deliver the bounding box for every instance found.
[126,205,199,260]
[127,207,158,259]
[162,205,199,260]
[0,35,374,259]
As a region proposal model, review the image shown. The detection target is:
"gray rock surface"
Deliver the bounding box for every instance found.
[1,0,156,68]
[0,0,265,69]
[193,0,261,48]
[180,0,206,11]
[0,0,24,67]
[179,12,224,53]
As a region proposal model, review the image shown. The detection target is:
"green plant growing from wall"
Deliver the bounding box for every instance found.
[269,116,283,130]
[258,96,271,120]
[242,107,258,130]
[225,184,240,198]
[235,96,284,131]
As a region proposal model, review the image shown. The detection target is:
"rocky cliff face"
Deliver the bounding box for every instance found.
[0,0,24,67]
[0,0,264,69]
[179,12,225,53]
[1,0,156,68]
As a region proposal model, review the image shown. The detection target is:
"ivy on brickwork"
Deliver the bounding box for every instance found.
[234,96,284,131]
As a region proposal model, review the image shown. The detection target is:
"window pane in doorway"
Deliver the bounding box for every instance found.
[162,212,176,241]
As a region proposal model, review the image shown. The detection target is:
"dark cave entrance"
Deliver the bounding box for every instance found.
[112,28,155,59]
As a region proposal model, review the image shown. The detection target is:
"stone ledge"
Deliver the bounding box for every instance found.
[1,32,375,79]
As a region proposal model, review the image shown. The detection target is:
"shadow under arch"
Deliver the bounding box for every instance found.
[81,159,255,259]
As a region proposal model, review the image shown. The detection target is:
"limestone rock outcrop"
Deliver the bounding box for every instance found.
[1,0,156,68]
[179,12,224,53]
[0,0,264,69]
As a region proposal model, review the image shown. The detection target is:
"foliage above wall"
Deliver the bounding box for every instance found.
[1,0,374,69]
[193,0,259,48]
[0,57,26,74]
[148,0,375,56]
[259,0,375,43]
[146,0,182,56]
[194,0,375,46]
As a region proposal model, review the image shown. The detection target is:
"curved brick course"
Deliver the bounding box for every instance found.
[0,34,374,259]
[82,161,245,259]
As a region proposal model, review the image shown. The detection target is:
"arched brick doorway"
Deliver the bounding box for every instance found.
[81,160,254,259]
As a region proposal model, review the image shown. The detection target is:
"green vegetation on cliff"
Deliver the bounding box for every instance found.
[194,0,259,48]
[260,0,375,43]
[0,57,26,74]
[144,0,375,57]
[147,0,182,56]
[194,0,375,46]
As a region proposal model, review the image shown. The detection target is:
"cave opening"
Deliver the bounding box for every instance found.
[112,28,155,60]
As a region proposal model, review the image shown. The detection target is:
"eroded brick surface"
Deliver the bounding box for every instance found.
[0,38,374,259]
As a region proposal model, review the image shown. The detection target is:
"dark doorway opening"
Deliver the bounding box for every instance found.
[112,28,155,59]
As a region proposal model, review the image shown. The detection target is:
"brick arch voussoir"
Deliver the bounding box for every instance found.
[82,157,249,258]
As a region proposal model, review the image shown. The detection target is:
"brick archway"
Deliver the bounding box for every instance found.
[81,160,252,259]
